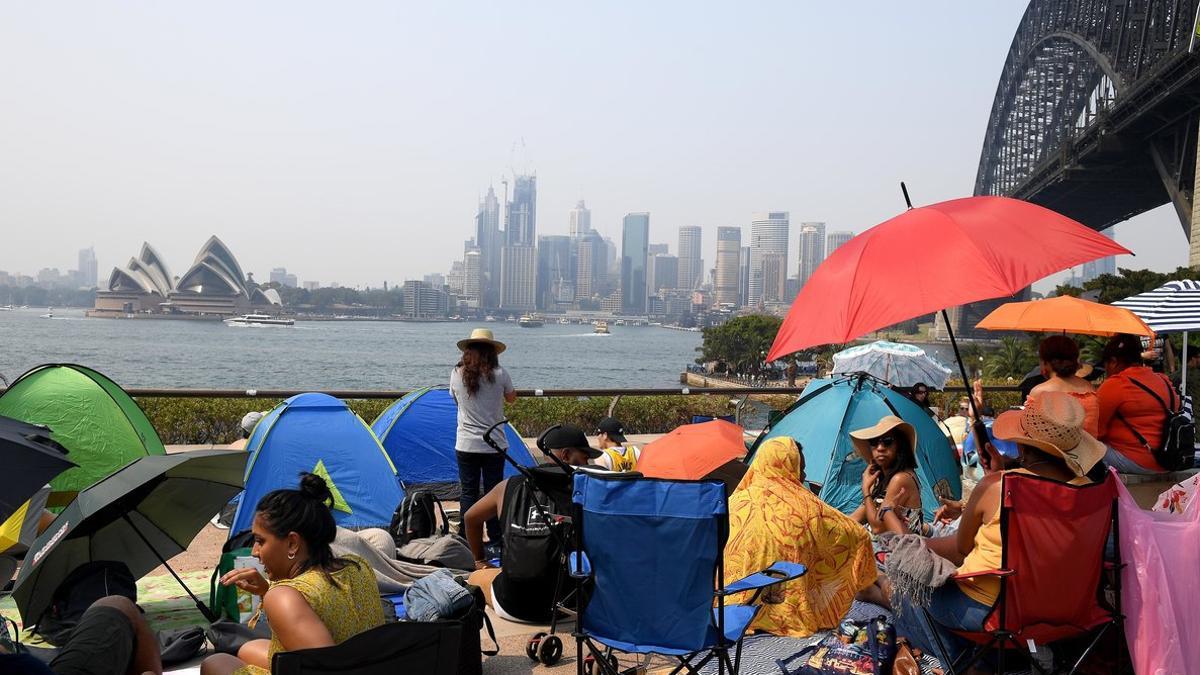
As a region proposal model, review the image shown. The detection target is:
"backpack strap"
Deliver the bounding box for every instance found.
[432,495,449,536]
[1124,374,1179,415]
[1114,411,1153,452]
[479,612,499,656]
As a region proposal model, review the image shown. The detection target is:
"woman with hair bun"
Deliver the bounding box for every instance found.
[1028,335,1098,436]
[201,474,384,675]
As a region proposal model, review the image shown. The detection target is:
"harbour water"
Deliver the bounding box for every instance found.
[0,308,702,390]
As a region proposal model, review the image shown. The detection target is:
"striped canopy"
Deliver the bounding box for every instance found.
[1113,280,1200,333]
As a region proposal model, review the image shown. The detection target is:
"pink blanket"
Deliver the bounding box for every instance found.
[1116,468,1200,674]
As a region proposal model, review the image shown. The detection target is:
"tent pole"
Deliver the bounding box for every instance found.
[940,309,989,465]
[122,514,219,623]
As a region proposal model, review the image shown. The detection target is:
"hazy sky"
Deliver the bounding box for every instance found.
[0,2,1188,289]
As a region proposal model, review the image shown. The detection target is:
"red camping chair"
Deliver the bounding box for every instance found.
[928,471,1124,675]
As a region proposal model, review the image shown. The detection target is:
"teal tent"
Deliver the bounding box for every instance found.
[231,393,402,535]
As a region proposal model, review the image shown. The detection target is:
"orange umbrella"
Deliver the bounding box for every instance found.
[975,295,1154,338]
[637,419,747,480]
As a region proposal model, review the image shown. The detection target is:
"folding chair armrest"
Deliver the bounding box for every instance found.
[952,568,1013,580]
[567,551,591,579]
[719,561,806,596]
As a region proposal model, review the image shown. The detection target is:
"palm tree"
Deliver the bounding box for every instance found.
[985,336,1036,379]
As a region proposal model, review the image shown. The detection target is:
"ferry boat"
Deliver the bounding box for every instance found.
[484,315,497,322]
[593,321,610,334]
[224,314,295,327]
[558,317,570,325]
[518,315,544,327]
[40,307,54,319]
[614,319,626,326]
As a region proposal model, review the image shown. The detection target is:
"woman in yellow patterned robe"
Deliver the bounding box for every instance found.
[724,437,877,637]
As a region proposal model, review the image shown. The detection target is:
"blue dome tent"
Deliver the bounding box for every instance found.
[371,386,536,499]
[230,393,403,536]
[749,374,961,520]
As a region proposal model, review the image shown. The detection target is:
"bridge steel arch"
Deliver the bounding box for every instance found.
[976,0,1200,247]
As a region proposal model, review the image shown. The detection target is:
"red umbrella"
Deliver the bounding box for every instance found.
[767,196,1131,361]
[637,419,747,480]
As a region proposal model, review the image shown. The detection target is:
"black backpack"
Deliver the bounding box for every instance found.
[499,474,564,583]
[34,560,137,646]
[1118,376,1195,472]
[390,491,448,547]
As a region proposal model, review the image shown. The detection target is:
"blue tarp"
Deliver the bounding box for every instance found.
[371,387,535,495]
[750,376,961,520]
[230,393,403,536]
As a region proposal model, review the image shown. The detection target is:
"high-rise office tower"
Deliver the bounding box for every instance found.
[648,243,669,256]
[569,200,592,238]
[761,252,787,303]
[1081,227,1118,282]
[715,227,741,305]
[797,222,826,289]
[748,212,789,307]
[826,230,853,258]
[475,186,502,308]
[536,235,575,310]
[621,213,650,314]
[677,226,702,291]
[500,175,537,311]
[652,255,678,293]
[575,232,606,301]
[463,249,482,307]
[739,246,751,307]
[77,247,98,288]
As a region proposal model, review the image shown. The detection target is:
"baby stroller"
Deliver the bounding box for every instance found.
[482,420,597,666]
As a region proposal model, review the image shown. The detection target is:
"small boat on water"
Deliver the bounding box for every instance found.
[558,317,570,325]
[484,315,497,323]
[0,305,13,311]
[518,315,544,327]
[593,321,610,334]
[614,319,626,326]
[40,307,54,319]
[224,313,295,327]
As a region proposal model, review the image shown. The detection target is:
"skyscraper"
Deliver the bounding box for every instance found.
[575,232,606,301]
[678,226,703,291]
[475,187,502,308]
[797,222,826,289]
[463,249,482,307]
[77,247,98,288]
[621,213,650,314]
[569,200,592,238]
[1080,227,1118,282]
[826,230,853,258]
[500,174,537,311]
[652,255,678,293]
[739,246,751,307]
[715,227,741,305]
[748,212,789,307]
[761,252,787,303]
[537,235,575,310]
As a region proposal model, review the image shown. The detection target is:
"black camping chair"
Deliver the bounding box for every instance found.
[481,421,599,666]
[271,620,462,674]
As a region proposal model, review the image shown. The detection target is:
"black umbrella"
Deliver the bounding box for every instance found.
[14,450,246,625]
[0,415,75,523]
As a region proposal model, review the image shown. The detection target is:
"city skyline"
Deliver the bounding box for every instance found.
[1,3,1185,292]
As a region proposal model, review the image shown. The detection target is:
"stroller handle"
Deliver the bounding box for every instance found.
[482,419,575,475]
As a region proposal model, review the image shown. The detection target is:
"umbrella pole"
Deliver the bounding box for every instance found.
[940,309,989,465]
[121,514,219,623]
[1185,331,1190,393]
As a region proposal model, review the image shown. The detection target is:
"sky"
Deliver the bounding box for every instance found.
[0,2,1189,290]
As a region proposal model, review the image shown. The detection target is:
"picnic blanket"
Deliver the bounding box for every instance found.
[332,527,466,594]
[725,438,877,637]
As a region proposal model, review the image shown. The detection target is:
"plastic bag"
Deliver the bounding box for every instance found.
[1115,468,1200,674]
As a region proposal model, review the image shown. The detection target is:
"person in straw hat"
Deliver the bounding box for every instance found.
[883,391,1104,669]
[848,416,925,536]
[450,328,517,547]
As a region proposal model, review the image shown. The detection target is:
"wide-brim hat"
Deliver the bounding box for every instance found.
[849,415,917,464]
[992,391,1105,476]
[457,328,506,354]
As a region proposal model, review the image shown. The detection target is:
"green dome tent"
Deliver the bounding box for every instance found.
[0,364,166,502]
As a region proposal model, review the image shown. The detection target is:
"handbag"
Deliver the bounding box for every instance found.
[205,618,271,655]
[797,615,896,675]
[891,638,921,675]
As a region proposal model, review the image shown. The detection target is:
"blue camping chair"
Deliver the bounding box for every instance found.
[569,473,806,675]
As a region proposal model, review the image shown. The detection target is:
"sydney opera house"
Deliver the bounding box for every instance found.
[90,236,282,319]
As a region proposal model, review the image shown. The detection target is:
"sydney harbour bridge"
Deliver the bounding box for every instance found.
[976,0,1200,265]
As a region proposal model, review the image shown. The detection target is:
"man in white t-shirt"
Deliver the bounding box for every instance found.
[592,417,641,472]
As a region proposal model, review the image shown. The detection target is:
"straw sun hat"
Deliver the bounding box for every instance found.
[991,391,1105,476]
[456,328,506,354]
[849,415,917,464]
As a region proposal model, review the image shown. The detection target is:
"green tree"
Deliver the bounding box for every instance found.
[696,314,782,374]
[984,336,1036,379]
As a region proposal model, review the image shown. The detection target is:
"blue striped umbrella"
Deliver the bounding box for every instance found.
[1114,280,1200,391]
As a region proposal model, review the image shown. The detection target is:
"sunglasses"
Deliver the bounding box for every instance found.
[870,436,896,448]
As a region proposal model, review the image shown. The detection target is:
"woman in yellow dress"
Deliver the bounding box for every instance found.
[201,474,384,675]
[724,437,877,637]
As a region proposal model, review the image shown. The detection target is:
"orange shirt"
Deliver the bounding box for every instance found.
[1096,366,1171,472]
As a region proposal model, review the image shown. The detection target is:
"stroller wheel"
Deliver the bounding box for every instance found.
[537,634,563,665]
[526,632,546,661]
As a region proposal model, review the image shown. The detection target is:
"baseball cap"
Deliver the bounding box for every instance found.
[597,417,628,443]
[540,425,603,459]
